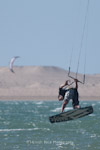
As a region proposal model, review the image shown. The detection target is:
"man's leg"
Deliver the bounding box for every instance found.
[61,100,68,112]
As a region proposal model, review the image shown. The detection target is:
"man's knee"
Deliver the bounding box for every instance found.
[64,100,68,105]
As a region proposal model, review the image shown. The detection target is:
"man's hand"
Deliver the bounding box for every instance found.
[65,80,70,85]
[74,79,79,82]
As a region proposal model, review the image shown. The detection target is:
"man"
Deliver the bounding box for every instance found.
[58,79,80,112]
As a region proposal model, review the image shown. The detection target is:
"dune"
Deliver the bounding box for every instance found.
[0,66,100,100]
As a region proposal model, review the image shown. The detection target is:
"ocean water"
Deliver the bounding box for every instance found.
[0,100,100,150]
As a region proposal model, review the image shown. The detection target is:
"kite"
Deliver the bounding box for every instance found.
[9,56,20,73]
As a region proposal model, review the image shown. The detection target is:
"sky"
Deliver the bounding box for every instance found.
[0,0,100,74]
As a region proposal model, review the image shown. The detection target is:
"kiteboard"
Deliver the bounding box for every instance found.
[49,106,93,123]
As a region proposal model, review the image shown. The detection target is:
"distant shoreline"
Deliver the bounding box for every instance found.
[0,66,100,101]
[0,96,100,101]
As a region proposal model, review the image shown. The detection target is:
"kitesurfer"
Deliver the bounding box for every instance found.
[58,79,80,112]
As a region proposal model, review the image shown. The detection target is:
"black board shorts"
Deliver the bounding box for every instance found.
[72,90,79,107]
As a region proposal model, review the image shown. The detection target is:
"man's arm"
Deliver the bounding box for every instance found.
[74,79,78,89]
[59,80,69,89]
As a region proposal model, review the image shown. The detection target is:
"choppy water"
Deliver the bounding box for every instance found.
[0,100,100,150]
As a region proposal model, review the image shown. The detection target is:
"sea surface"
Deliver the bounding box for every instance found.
[0,100,100,150]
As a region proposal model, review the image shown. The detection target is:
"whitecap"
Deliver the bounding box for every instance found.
[82,102,88,105]
[3,121,10,125]
[92,103,96,106]
[16,134,20,137]
[89,114,96,117]
[33,128,40,130]
[24,102,28,105]
[14,102,19,105]
[0,128,37,132]
[51,107,72,112]
[13,145,20,149]
[42,128,50,131]
[51,107,61,112]
[4,134,8,137]
[64,107,73,111]
[35,101,43,105]
[90,134,97,138]
[27,122,36,127]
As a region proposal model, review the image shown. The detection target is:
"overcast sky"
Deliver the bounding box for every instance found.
[0,0,100,74]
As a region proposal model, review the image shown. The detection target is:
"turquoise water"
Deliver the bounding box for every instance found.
[0,100,100,150]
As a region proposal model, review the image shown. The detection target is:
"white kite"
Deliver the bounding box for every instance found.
[9,56,20,73]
